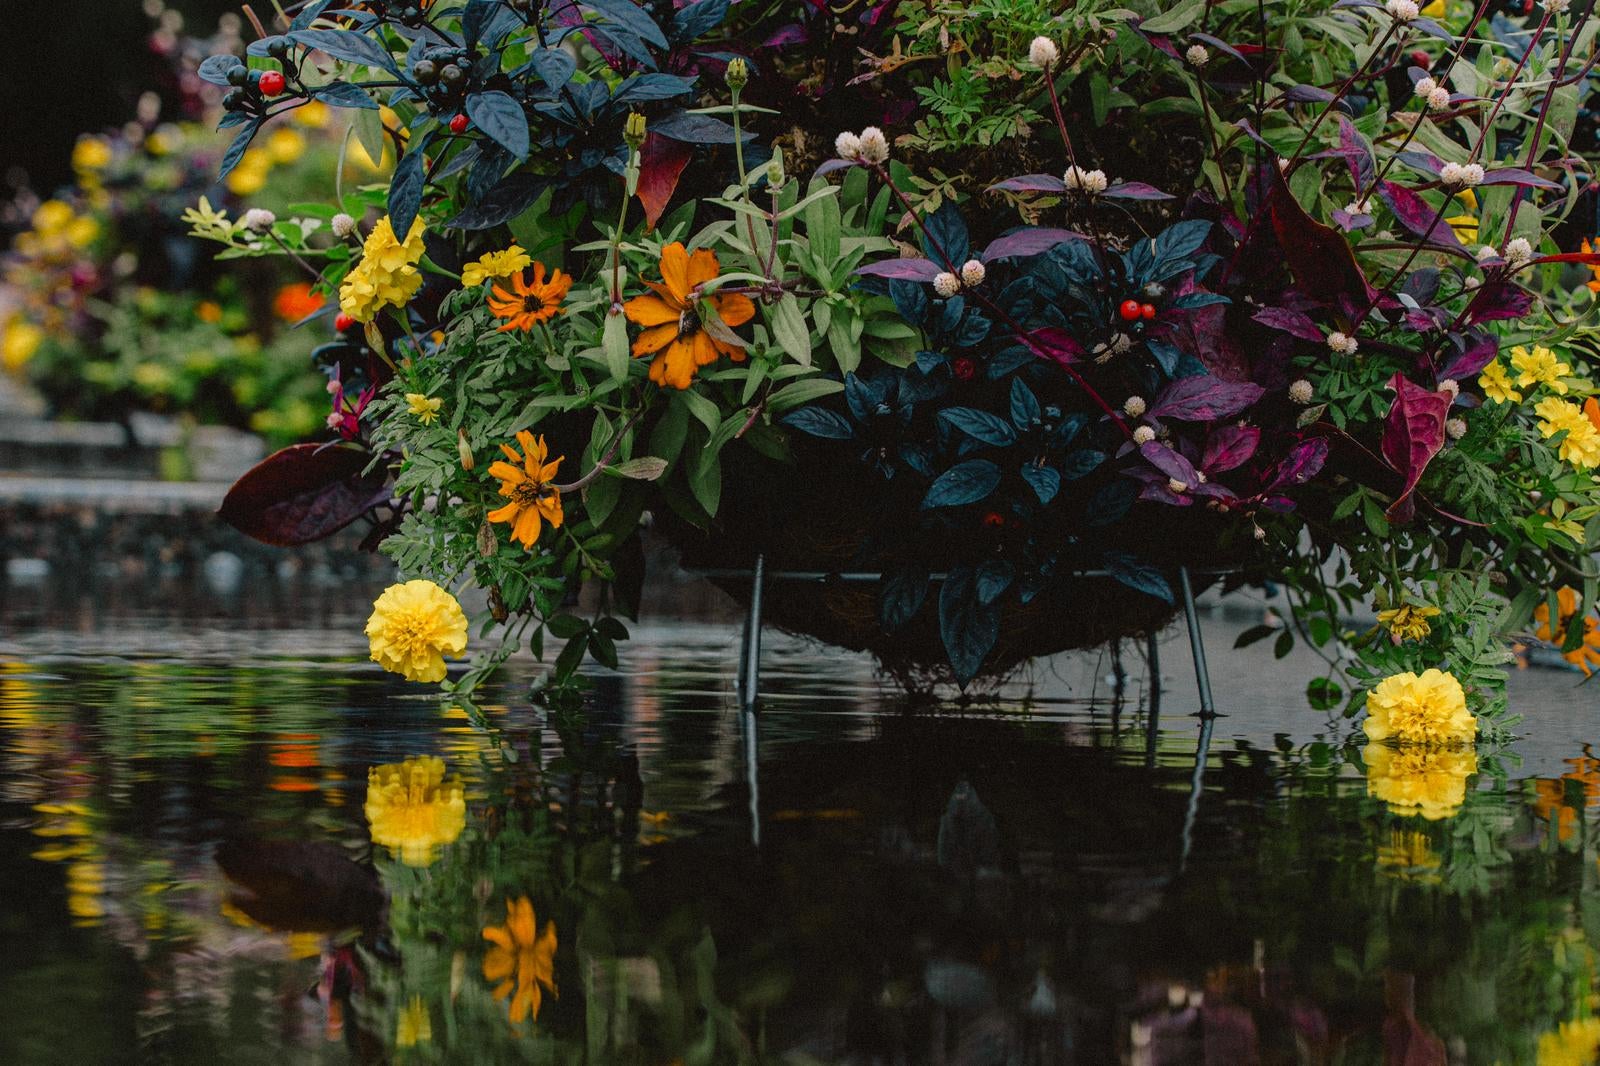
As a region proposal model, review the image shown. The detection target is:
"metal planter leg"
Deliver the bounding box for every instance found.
[737,554,766,715]
[1178,566,1216,719]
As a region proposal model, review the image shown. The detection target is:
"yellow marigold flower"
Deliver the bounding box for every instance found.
[1377,603,1440,644]
[265,127,307,165]
[294,100,332,128]
[365,579,468,683]
[462,244,532,287]
[483,897,557,1025]
[487,431,564,549]
[1533,587,1600,675]
[72,136,113,172]
[1537,1018,1600,1066]
[1445,212,1477,244]
[339,215,427,323]
[1362,668,1476,745]
[406,393,443,425]
[1510,344,1571,394]
[225,149,271,196]
[1535,397,1600,469]
[396,996,432,1047]
[2,318,45,371]
[364,756,466,866]
[1478,360,1521,404]
[1420,0,1445,16]
[1364,743,1477,820]
[32,200,75,235]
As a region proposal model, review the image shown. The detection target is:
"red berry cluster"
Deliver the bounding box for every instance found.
[335,312,357,333]
[1118,299,1157,322]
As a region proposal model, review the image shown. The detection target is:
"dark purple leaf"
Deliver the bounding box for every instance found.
[1027,326,1083,365]
[980,227,1085,261]
[813,158,858,177]
[1479,167,1562,191]
[1438,332,1498,381]
[1282,84,1336,103]
[1380,372,1450,522]
[1202,424,1261,472]
[1103,181,1174,201]
[1462,280,1534,325]
[1265,438,1330,493]
[1332,208,1374,232]
[1252,306,1325,342]
[1150,375,1266,421]
[1410,16,1455,42]
[1189,32,1249,64]
[988,174,1068,194]
[1266,161,1377,304]
[1139,440,1200,485]
[854,258,942,282]
[1337,115,1375,189]
[1377,181,1461,247]
[218,443,389,547]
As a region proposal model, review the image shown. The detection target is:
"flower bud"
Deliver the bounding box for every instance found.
[724,57,749,91]
[457,428,475,471]
[1185,44,1210,67]
[835,131,862,161]
[858,126,889,164]
[1028,36,1060,67]
[1326,331,1359,356]
[1133,425,1156,444]
[1385,0,1419,21]
[1289,379,1314,404]
[1124,395,1147,418]
[243,208,277,231]
[1445,417,1467,440]
[624,112,648,150]
[1063,166,1108,194]
[933,272,961,298]
[960,259,985,287]
[331,212,357,238]
[766,146,786,189]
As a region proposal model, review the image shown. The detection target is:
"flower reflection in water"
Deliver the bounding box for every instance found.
[482,896,558,1026]
[1375,829,1442,883]
[396,995,433,1048]
[1363,743,1478,820]
[364,756,467,866]
[1537,1017,1600,1066]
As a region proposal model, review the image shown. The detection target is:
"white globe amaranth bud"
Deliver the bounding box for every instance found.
[1289,379,1315,404]
[1326,331,1359,355]
[1167,477,1189,495]
[1124,395,1147,418]
[1476,243,1499,262]
[857,126,890,164]
[1028,36,1060,67]
[1425,86,1449,110]
[1385,0,1420,21]
[1445,417,1468,440]
[932,272,961,298]
[1413,76,1438,98]
[1343,198,1372,217]
[1276,157,1291,173]
[1110,331,1133,354]
[243,208,277,231]
[960,259,986,287]
[1133,425,1156,445]
[1439,161,1483,188]
[834,131,862,161]
[1548,0,1570,12]
[1185,44,1210,67]
[1254,524,1267,541]
[1503,237,1534,267]
[331,212,357,238]
[1063,165,1109,194]
[1438,378,1460,398]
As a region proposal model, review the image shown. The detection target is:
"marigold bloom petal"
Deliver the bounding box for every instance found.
[687,246,720,288]
[658,242,693,303]
[713,292,756,328]
[633,322,678,355]
[624,294,678,327]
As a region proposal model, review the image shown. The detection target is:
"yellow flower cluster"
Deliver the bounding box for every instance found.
[1362,668,1477,746]
[1534,397,1600,469]
[406,393,443,425]
[1364,743,1477,820]
[1536,1018,1600,1066]
[1479,359,1522,404]
[365,579,468,682]
[225,127,309,196]
[1376,603,1439,644]
[2,317,45,371]
[340,215,427,324]
[1512,344,1572,394]
[14,200,99,261]
[364,756,467,866]
[462,244,531,287]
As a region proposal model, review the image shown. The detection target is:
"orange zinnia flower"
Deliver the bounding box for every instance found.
[482,896,557,1026]
[486,430,564,549]
[622,241,755,390]
[1532,586,1600,675]
[1582,239,1600,294]
[273,281,326,322]
[487,263,572,332]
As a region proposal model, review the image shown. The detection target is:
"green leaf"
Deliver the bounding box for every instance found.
[1273,629,1295,659]
[601,311,630,383]
[689,447,722,517]
[767,376,844,414]
[1139,0,1205,34]
[611,456,669,480]
[1234,624,1277,649]
[768,293,812,366]
[679,387,721,434]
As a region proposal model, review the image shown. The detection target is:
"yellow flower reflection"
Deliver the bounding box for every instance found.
[364,756,466,866]
[1365,743,1477,820]
[1537,1017,1600,1066]
[396,996,432,1047]
[1376,829,1441,883]
[482,896,557,1025]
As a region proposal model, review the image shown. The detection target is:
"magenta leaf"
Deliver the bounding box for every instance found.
[980,227,1085,261]
[1379,372,1451,522]
[1438,332,1498,381]
[1377,181,1462,248]
[219,443,389,547]
[989,174,1067,194]
[1150,375,1265,421]
[1462,280,1534,325]
[1027,326,1084,365]
[1265,438,1330,493]
[1139,440,1200,485]
[1102,181,1174,201]
[1480,167,1561,190]
[637,133,693,230]
[1202,424,1261,472]
[854,258,942,282]
[1337,115,1375,189]
[1266,162,1377,305]
[1252,306,1325,343]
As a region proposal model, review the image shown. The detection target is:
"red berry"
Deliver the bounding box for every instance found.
[1140,303,1156,320]
[981,511,1006,530]
[449,113,469,134]
[1409,49,1431,70]
[951,356,977,381]
[335,312,357,332]
[258,70,286,96]
[1119,299,1142,321]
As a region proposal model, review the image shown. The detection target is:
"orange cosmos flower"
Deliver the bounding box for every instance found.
[273,281,326,322]
[482,897,557,1026]
[622,241,755,390]
[486,430,564,549]
[487,262,572,332]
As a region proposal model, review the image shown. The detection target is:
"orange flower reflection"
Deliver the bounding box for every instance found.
[482,896,557,1025]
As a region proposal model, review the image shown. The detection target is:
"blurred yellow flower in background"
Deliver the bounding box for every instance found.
[483,897,557,1025]
[1362,669,1476,745]
[1375,829,1441,882]
[265,127,307,165]
[225,148,271,196]
[364,756,466,866]
[3,318,45,371]
[1537,1018,1600,1066]
[365,579,468,683]
[1365,743,1477,820]
[72,135,113,173]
